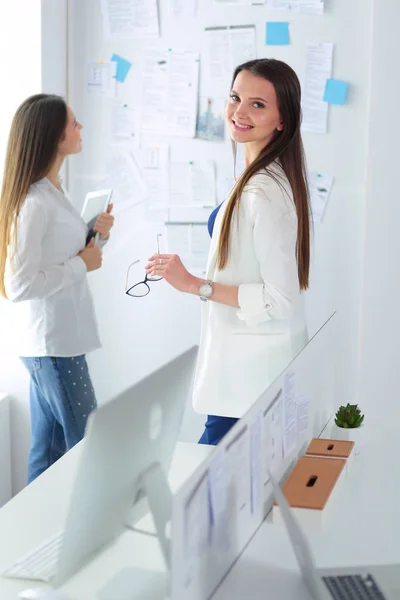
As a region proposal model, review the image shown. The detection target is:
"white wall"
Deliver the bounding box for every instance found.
[0,0,67,494]
[299,0,373,409]
[357,0,400,415]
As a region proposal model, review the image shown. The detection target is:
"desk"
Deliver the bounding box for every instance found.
[213,413,400,599]
[2,413,399,600]
[0,440,212,600]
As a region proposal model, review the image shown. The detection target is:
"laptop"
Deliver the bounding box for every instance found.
[3,346,198,588]
[270,471,400,600]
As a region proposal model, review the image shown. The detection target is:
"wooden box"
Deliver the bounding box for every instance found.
[305,438,354,475]
[272,456,346,528]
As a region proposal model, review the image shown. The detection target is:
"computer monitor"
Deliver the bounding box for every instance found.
[53,345,198,587]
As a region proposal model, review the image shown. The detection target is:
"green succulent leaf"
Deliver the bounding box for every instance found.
[334,404,364,428]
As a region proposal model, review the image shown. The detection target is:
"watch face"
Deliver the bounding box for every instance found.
[200,282,212,298]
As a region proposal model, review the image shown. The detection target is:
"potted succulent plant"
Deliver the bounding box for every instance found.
[331,403,364,450]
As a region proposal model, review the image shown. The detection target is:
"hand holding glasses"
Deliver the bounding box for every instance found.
[125,234,163,298]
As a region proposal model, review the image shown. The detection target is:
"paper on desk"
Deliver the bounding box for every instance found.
[282,370,298,457]
[184,472,210,587]
[302,43,333,134]
[226,425,251,515]
[263,390,283,483]
[308,170,334,222]
[106,152,147,214]
[170,0,198,16]
[204,26,256,96]
[141,49,199,138]
[297,395,310,435]
[100,0,159,39]
[87,61,116,97]
[250,411,263,514]
[208,451,232,554]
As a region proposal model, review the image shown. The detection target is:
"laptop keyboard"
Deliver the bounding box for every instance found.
[323,574,387,600]
[2,531,63,582]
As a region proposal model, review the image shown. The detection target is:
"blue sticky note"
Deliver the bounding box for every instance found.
[111,53,132,83]
[323,79,348,105]
[266,22,289,45]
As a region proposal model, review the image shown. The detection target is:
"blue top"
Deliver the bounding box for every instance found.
[208,203,223,238]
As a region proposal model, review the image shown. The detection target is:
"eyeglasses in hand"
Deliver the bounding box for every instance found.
[125,234,163,298]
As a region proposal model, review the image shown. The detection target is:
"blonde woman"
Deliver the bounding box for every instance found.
[146,59,311,445]
[0,94,114,482]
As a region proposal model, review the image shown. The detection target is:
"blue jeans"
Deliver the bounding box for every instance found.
[198,415,238,446]
[20,356,97,484]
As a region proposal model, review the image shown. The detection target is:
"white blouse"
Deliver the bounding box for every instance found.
[4,178,102,358]
[192,164,308,418]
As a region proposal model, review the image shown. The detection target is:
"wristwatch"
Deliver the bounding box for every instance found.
[199,279,213,302]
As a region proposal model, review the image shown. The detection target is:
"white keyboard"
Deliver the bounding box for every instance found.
[2,532,63,582]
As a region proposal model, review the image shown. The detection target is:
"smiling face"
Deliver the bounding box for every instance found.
[226,69,284,153]
[58,106,83,157]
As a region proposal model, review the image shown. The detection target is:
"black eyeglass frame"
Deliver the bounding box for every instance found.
[125,260,162,298]
[125,234,163,298]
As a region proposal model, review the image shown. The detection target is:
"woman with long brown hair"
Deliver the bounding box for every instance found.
[0,94,114,482]
[146,59,311,445]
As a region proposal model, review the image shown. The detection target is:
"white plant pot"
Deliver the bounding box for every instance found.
[330,423,364,454]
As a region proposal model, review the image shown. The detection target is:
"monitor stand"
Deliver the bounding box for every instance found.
[98,463,172,600]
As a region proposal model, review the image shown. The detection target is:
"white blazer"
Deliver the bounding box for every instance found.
[192,163,308,418]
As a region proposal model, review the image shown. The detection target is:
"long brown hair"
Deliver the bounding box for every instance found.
[218,59,311,290]
[0,94,68,298]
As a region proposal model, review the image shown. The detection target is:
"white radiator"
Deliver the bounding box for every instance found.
[0,393,12,505]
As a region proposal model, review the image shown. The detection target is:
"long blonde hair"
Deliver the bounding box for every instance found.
[218,59,311,290]
[0,94,68,298]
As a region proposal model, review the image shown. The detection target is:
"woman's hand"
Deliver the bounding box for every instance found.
[146,253,240,307]
[93,203,114,240]
[78,238,102,272]
[145,254,197,294]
